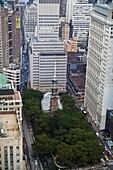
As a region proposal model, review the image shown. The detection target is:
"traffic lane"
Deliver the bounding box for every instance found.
[23,113,36,170]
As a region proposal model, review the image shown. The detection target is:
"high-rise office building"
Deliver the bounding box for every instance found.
[0,2,21,72]
[59,22,70,41]
[0,4,9,72]
[14,10,21,63]
[59,0,67,17]
[9,9,21,64]
[24,3,37,39]
[28,0,67,93]
[36,0,59,41]
[1,7,9,69]
[66,0,93,47]
[0,73,23,170]
[29,38,67,93]
[84,3,113,130]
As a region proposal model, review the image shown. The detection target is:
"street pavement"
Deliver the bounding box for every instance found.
[23,112,35,169]
[23,112,43,170]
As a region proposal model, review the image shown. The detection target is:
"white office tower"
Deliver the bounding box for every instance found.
[29,38,67,93]
[66,0,93,47]
[36,0,59,41]
[84,3,113,130]
[0,73,23,170]
[29,0,67,93]
[24,2,38,39]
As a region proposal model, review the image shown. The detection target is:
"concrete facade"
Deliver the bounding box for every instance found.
[64,36,78,52]
[3,64,20,91]
[28,0,67,93]
[59,22,70,41]
[59,0,67,17]
[24,3,37,39]
[0,5,21,71]
[37,0,59,42]
[84,3,113,130]
[29,40,67,93]
[0,74,23,170]
[66,0,93,47]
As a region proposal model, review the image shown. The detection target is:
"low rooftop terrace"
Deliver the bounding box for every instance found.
[0,111,20,138]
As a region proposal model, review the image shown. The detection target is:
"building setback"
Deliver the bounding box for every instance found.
[84,3,113,130]
[3,64,20,91]
[28,0,67,93]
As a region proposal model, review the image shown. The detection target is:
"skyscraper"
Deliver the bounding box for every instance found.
[0,3,9,72]
[0,2,21,72]
[84,3,113,130]
[66,0,93,47]
[29,0,67,93]
[24,3,37,39]
[59,0,67,17]
[36,0,59,41]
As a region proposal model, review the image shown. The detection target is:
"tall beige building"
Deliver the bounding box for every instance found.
[84,3,113,130]
[0,4,9,72]
[0,5,3,72]
[0,4,21,72]
[9,10,21,64]
[1,7,9,68]
[59,22,70,41]
[0,73,23,170]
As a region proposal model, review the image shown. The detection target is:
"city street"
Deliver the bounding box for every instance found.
[23,112,42,170]
[23,112,36,170]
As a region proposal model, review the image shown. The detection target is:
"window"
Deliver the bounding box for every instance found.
[10,146,13,169]
[4,147,8,169]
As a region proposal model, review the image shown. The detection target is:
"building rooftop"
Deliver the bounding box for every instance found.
[94,3,113,18]
[8,63,20,70]
[0,111,20,138]
[0,73,9,89]
[0,89,14,95]
[31,37,63,43]
[71,76,85,92]
[70,63,86,73]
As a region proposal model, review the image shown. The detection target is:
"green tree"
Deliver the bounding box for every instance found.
[23,89,104,168]
[32,134,59,155]
[72,141,88,167]
[56,143,74,167]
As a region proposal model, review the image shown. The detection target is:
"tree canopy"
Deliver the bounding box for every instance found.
[23,89,104,168]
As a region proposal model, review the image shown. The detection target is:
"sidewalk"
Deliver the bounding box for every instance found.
[78,164,103,170]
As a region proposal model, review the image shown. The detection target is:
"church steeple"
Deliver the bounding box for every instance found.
[51,62,58,96]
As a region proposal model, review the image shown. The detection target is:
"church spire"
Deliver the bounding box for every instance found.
[52,62,58,96]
